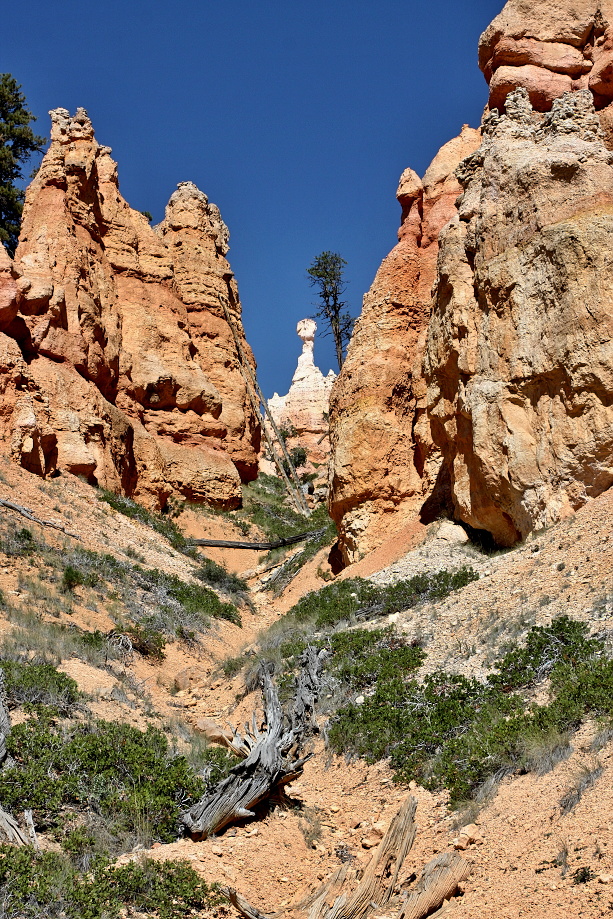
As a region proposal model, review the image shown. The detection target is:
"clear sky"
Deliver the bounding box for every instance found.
[2,0,502,398]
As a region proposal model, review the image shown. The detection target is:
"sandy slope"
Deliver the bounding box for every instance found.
[0,458,612,917]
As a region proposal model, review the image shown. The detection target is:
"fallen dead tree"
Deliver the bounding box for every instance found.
[222,796,470,919]
[0,498,80,540]
[187,529,327,551]
[182,646,326,838]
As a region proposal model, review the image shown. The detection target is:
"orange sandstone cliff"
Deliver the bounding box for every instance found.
[329,0,613,562]
[0,108,259,510]
[327,127,481,562]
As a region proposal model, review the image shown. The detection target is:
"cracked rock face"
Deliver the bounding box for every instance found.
[0,108,260,509]
[422,88,613,544]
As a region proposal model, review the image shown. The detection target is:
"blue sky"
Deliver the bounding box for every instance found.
[3,0,502,397]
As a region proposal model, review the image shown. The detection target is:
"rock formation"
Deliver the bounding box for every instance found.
[0,107,259,509]
[423,87,613,544]
[479,0,613,143]
[329,0,613,562]
[268,319,335,468]
[327,127,481,562]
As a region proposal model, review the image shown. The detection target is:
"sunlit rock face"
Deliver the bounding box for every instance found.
[327,127,481,564]
[268,319,335,469]
[328,1,613,564]
[422,88,613,545]
[2,108,260,509]
[479,0,613,145]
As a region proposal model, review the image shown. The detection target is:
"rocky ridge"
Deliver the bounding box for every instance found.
[423,87,613,544]
[0,107,259,510]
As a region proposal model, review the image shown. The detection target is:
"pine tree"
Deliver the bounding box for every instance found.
[0,74,45,254]
[307,251,353,371]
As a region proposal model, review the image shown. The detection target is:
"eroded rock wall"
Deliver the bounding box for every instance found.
[329,1,613,563]
[423,88,613,544]
[1,108,259,509]
[327,127,481,562]
[479,0,613,144]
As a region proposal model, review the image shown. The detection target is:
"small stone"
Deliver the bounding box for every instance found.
[599,874,613,884]
[330,805,340,813]
[361,836,380,849]
[454,823,484,849]
[211,846,223,857]
[150,842,162,849]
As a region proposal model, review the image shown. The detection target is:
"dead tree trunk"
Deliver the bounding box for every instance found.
[182,647,326,838]
[0,667,11,767]
[0,498,79,539]
[399,852,471,919]
[222,796,469,919]
[0,667,27,846]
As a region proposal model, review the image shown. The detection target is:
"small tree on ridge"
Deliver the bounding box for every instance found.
[307,250,353,371]
[0,74,46,254]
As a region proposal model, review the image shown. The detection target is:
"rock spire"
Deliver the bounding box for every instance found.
[0,108,260,509]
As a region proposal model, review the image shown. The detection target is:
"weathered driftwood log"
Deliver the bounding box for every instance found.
[0,805,28,846]
[23,809,40,851]
[182,647,326,838]
[399,852,471,919]
[0,668,27,846]
[222,796,470,919]
[187,530,327,551]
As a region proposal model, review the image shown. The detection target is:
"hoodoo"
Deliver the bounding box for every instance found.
[0,108,260,510]
[267,319,335,470]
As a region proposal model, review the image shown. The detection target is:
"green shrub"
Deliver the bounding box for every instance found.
[324,627,425,691]
[222,653,249,678]
[61,565,85,593]
[234,474,310,543]
[280,567,479,632]
[138,567,241,627]
[0,526,36,557]
[123,621,167,660]
[0,847,224,919]
[2,660,80,712]
[196,557,249,601]
[97,489,191,554]
[489,616,603,691]
[290,578,380,628]
[282,446,307,474]
[327,616,613,806]
[0,714,207,845]
[381,567,479,615]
